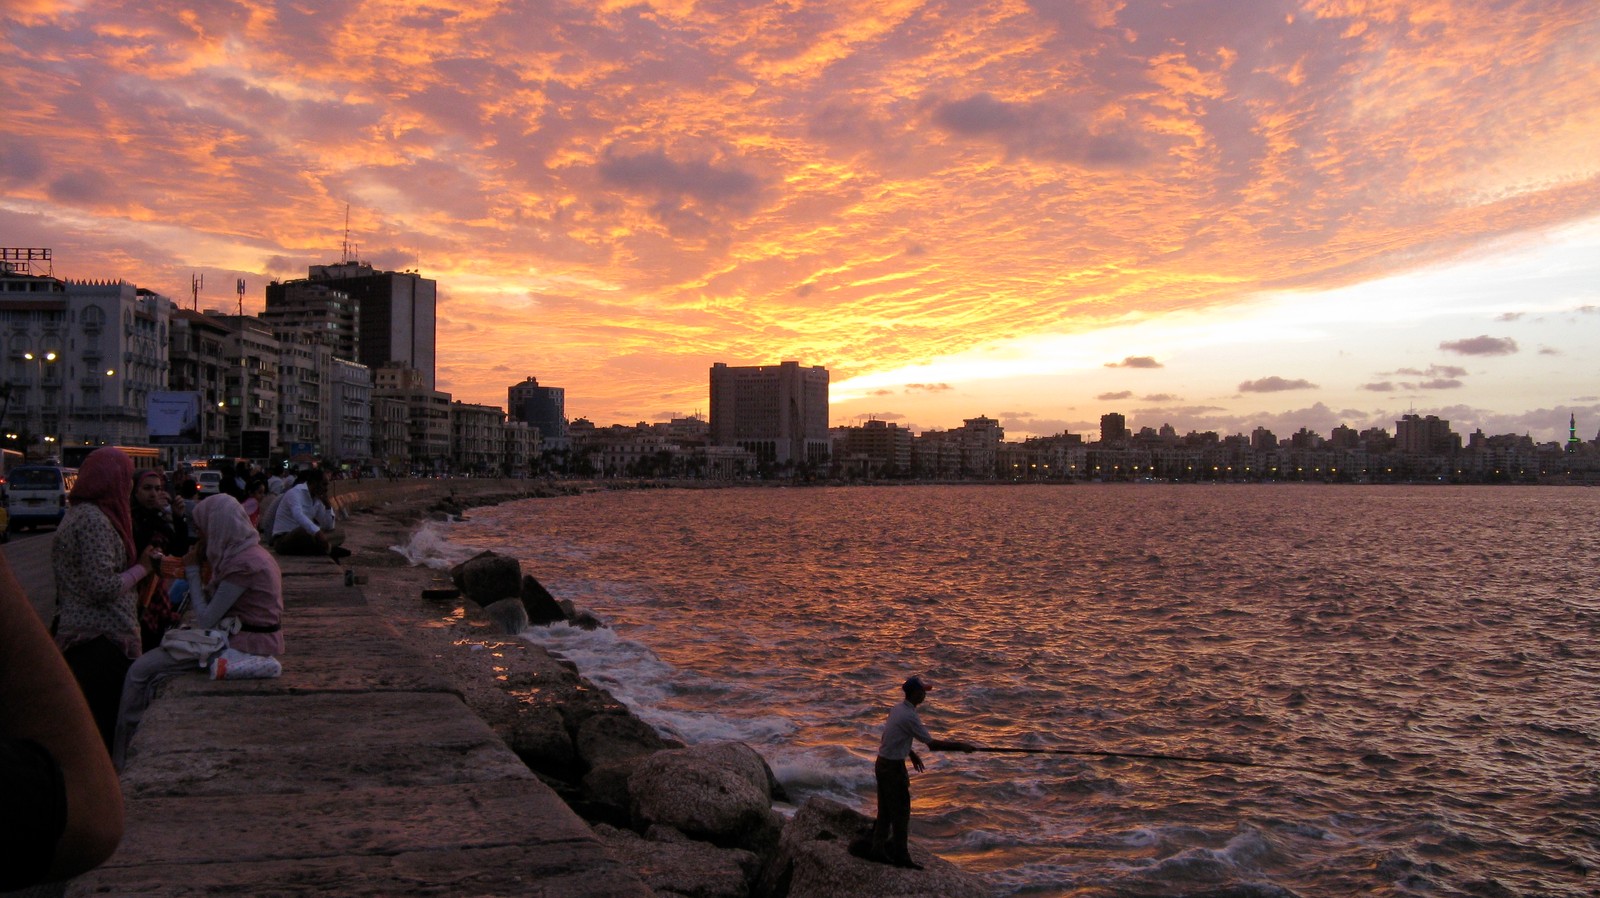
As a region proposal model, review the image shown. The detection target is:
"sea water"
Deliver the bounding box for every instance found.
[399,484,1600,896]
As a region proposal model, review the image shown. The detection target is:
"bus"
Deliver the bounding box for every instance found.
[61,445,163,473]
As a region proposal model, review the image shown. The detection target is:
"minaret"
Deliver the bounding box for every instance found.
[1568,413,1582,453]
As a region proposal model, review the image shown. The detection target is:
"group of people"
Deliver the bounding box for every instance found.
[2,446,357,887]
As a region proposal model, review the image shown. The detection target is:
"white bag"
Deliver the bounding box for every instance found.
[209,648,282,680]
[160,627,229,666]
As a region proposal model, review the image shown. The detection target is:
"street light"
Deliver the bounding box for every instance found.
[23,351,59,446]
[97,369,117,445]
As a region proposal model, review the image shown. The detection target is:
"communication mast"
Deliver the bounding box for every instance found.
[341,203,359,264]
[191,273,204,310]
[237,278,246,316]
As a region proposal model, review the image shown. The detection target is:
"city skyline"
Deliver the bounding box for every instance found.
[3,2,1597,443]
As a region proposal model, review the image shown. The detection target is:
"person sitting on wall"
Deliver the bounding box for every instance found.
[266,468,348,561]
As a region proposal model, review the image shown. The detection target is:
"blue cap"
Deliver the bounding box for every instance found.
[903,676,930,693]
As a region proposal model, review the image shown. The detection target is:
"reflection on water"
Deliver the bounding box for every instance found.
[425,484,1600,897]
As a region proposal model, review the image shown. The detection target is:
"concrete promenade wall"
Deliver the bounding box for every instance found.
[67,481,653,897]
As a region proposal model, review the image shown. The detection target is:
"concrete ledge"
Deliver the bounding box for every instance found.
[70,547,653,897]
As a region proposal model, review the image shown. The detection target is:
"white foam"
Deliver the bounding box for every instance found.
[392,520,484,570]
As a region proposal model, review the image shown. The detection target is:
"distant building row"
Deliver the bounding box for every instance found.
[0,250,564,473]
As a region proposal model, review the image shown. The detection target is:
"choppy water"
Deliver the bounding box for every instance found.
[402,484,1600,897]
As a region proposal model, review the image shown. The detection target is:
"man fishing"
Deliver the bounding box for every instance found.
[869,675,977,869]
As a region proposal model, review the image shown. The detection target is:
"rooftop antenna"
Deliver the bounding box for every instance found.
[190,273,204,311]
[340,203,356,264]
[236,278,246,316]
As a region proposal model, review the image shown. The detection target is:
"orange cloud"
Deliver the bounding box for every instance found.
[0,0,1594,427]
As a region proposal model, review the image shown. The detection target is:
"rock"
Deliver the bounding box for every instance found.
[569,609,606,630]
[555,597,607,630]
[577,711,681,770]
[502,704,577,778]
[521,574,567,625]
[450,550,523,603]
[483,598,529,634]
[628,742,783,854]
[594,823,760,898]
[755,798,993,898]
[577,712,683,824]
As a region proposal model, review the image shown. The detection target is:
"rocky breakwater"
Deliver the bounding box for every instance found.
[392,546,995,898]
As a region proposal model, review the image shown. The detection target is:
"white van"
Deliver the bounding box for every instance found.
[6,465,77,532]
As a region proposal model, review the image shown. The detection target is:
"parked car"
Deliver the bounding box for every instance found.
[6,465,77,532]
[195,470,224,496]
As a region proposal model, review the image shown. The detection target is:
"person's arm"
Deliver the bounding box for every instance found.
[285,490,321,535]
[191,579,245,629]
[0,555,123,880]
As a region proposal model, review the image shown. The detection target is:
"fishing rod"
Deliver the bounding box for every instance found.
[971,745,1343,776]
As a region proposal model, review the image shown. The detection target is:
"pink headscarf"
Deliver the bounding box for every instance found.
[191,494,270,584]
[70,447,137,563]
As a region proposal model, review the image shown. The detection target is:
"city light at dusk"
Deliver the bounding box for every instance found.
[3,0,1597,441]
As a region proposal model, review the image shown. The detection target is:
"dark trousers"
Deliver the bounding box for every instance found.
[872,756,912,861]
[62,636,133,751]
[272,527,341,556]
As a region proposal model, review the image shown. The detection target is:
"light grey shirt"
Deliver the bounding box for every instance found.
[877,700,935,761]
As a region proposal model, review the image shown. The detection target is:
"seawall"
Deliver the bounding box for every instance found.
[67,479,655,897]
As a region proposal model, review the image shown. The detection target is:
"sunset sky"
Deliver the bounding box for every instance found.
[3,0,1597,442]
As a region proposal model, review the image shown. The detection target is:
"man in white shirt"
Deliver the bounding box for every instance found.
[267,468,347,560]
[869,676,975,869]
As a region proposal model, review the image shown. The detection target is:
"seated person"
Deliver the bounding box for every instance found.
[265,468,348,560]
[113,494,284,768]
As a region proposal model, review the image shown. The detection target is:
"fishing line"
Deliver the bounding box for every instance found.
[972,746,1350,777]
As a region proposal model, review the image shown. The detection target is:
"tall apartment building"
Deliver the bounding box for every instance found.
[305,261,437,389]
[1100,412,1130,444]
[508,376,566,450]
[374,364,449,471]
[838,419,913,475]
[708,361,830,465]
[1396,414,1458,455]
[206,313,281,460]
[450,401,504,474]
[262,280,360,361]
[169,309,235,456]
[329,358,373,466]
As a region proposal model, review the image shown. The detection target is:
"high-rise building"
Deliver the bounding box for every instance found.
[708,361,830,465]
[508,376,566,450]
[1099,412,1129,444]
[305,261,437,389]
[1396,414,1458,455]
[262,280,360,361]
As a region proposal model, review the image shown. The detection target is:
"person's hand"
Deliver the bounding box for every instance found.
[909,750,924,773]
[138,544,162,573]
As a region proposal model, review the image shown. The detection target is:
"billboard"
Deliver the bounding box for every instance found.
[147,391,203,446]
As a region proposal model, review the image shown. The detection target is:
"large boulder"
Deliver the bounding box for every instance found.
[521,574,567,625]
[594,823,760,898]
[628,742,783,854]
[450,550,523,603]
[755,798,993,898]
[578,712,684,824]
[483,598,529,634]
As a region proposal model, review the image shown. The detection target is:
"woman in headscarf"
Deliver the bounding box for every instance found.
[130,470,192,651]
[112,494,283,768]
[52,447,162,749]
